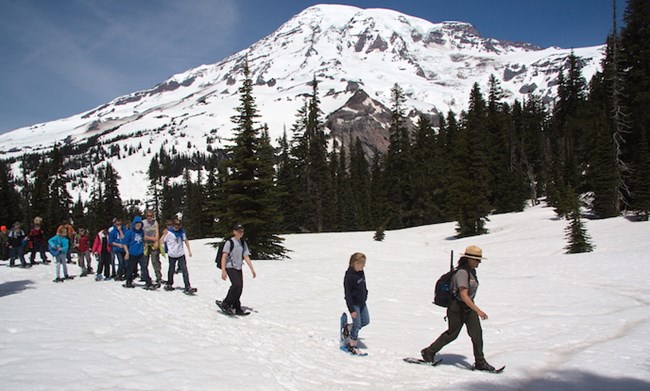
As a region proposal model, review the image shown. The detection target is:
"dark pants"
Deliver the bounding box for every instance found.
[97,252,111,278]
[167,255,190,289]
[30,242,49,263]
[422,299,486,364]
[126,254,151,285]
[224,268,244,310]
[9,246,27,267]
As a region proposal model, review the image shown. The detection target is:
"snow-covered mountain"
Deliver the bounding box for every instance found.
[0,4,605,202]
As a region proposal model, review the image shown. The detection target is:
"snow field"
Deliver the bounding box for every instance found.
[1,203,650,390]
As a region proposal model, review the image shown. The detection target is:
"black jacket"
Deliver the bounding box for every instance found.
[344,267,368,312]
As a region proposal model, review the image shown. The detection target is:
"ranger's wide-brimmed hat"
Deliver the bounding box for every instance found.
[461,245,486,260]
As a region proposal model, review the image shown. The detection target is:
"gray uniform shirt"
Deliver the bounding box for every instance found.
[452,268,478,301]
[224,238,250,270]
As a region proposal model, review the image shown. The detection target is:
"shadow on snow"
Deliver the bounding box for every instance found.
[0,279,35,298]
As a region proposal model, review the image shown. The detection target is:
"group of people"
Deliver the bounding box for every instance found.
[341,245,497,371]
[4,215,495,369]
[1,211,195,294]
[2,214,256,316]
[0,217,51,268]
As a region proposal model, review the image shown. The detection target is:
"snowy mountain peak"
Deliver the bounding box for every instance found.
[0,4,605,202]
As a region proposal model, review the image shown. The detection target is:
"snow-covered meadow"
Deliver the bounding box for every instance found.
[1,203,649,390]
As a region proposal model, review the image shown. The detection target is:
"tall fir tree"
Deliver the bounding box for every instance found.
[381,83,413,229]
[217,58,286,259]
[449,84,492,237]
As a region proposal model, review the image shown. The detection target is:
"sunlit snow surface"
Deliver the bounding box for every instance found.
[1,203,649,390]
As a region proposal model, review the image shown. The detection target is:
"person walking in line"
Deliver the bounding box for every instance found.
[8,222,29,268]
[92,227,112,281]
[109,218,127,280]
[142,209,162,285]
[119,216,156,289]
[219,224,256,315]
[76,228,92,276]
[342,252,370,355]
[27,222,50,265]
[161,218,194,294]
[57,220,75,264]
[48,226,71,282]
[420,245,496,371]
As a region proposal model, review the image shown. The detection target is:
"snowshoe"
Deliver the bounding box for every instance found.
[183,287,198,295]
[164,285,175,291]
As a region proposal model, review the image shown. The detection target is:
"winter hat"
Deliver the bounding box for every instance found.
[0,226,6,232]
[461,245,486,261]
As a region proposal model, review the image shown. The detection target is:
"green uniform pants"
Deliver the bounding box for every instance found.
[423,299,486,364]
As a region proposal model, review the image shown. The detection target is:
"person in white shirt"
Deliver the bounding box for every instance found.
[160,218,194,293]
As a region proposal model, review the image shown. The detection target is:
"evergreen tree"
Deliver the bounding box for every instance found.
[486,76,527,213]
[620,0,650,211]
[564,188,594,253]
[147,156,163,217]
[629,128,650,220]
[47,146,73,229]
[0,161,21,225]
[409,114,445,225]
[103,162,125,221]
[217,58,286,259]
[182,168,205,239]
[381,83,413,229]
[71,195,87,230]
[349,138,372,229]
[449,84,492,237]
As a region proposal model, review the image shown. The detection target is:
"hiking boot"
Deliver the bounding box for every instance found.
[421,348,436,363]
[164,285,175,291]
[474,361,495,371]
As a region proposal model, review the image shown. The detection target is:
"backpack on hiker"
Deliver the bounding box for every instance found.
[433,250,457,307]
[215,238,247,269]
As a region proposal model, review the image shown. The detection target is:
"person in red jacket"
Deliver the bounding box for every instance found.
[28,223,50,265]
[76,228,92,276]
[92,227,112,281]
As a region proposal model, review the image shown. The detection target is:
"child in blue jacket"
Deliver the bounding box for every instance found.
[48,226,71,282]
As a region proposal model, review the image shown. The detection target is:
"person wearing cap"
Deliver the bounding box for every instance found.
[219,224,256,315]
[420,245,496,371]
[8,222,29,268]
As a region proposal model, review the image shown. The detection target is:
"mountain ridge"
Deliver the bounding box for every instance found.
[0,4,605,202]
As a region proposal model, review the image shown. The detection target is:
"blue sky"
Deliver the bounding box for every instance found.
[0,0,625,134]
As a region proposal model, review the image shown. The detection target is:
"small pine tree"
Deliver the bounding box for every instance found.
[564,208,594,254]
[373,226,385,242]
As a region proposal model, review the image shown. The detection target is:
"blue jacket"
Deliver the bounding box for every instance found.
[124,216,145,256]
[109,224,126,253]
[48,235,69,256]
